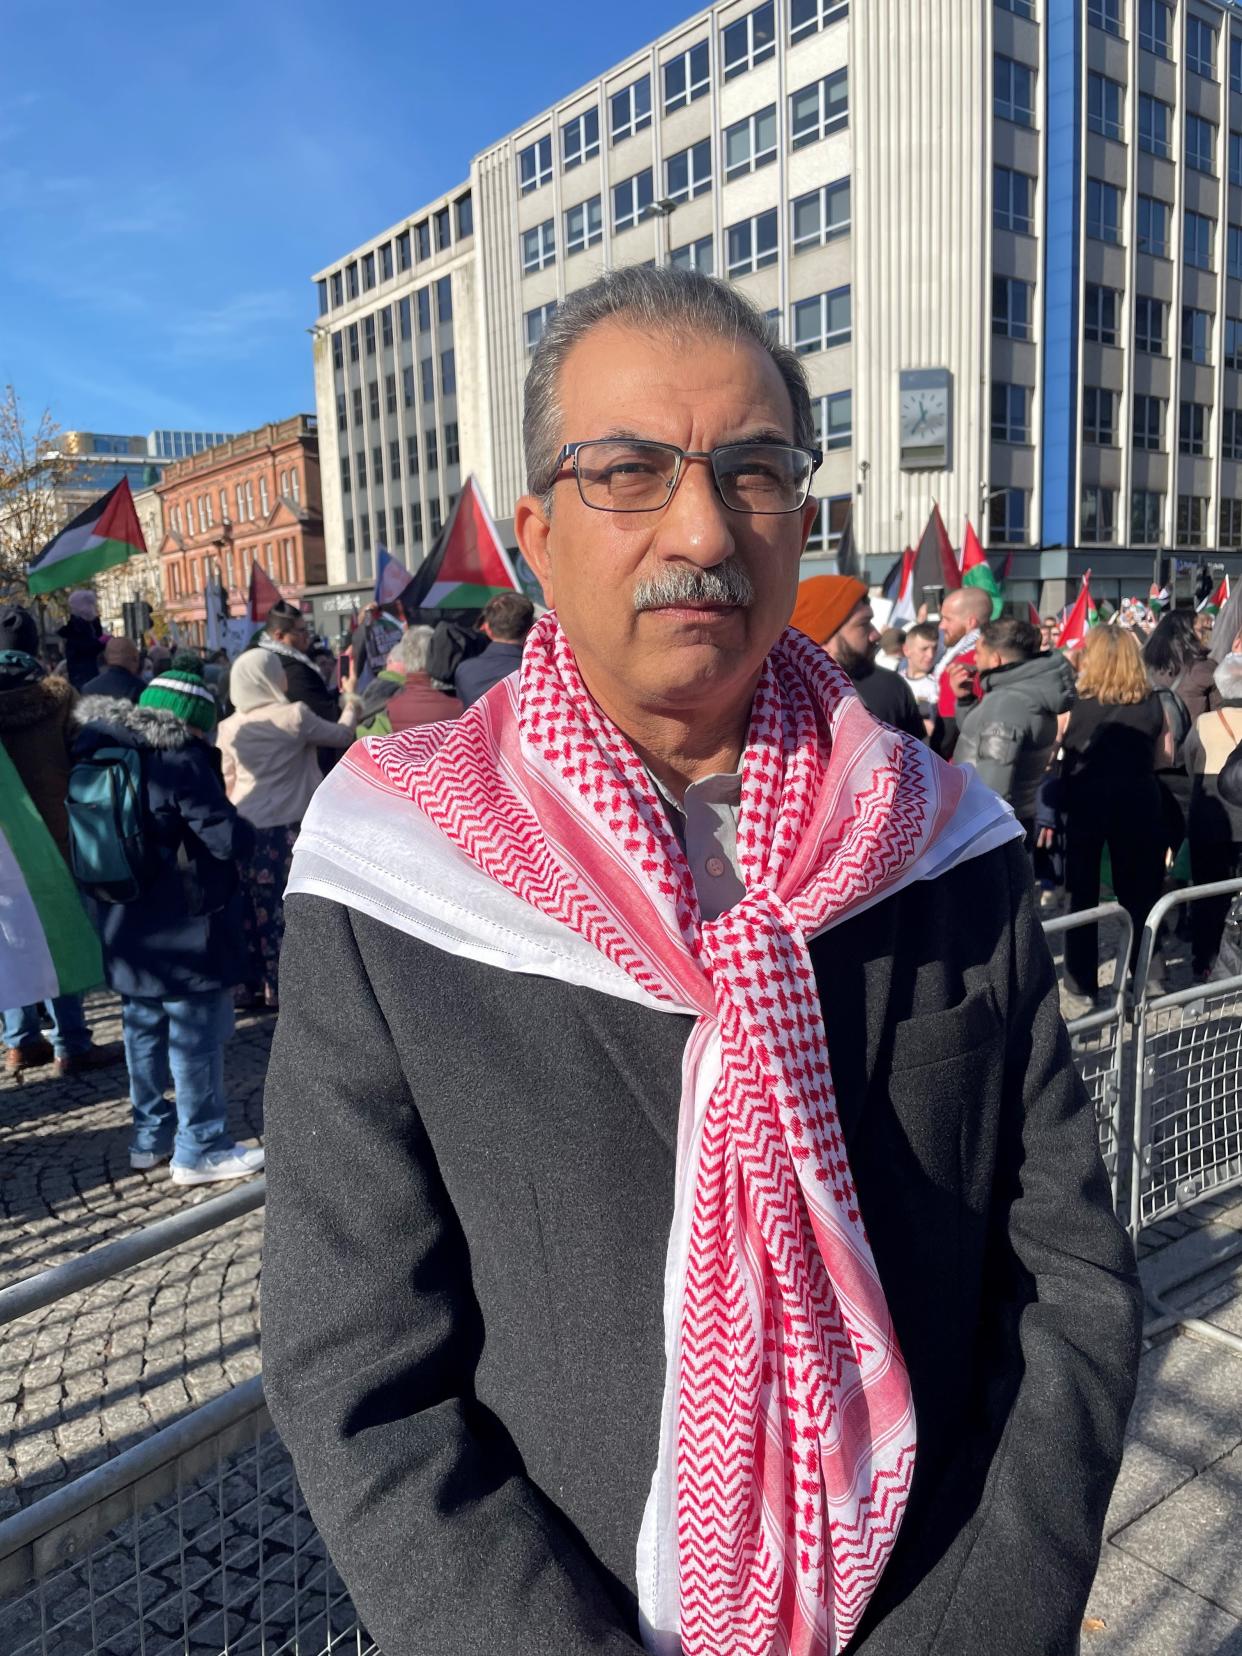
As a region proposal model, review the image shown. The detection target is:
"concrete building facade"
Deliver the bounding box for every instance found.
[310,0,1242,611]
[155,416,325,641]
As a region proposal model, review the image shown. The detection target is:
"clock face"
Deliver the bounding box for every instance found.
[900,388,948,445]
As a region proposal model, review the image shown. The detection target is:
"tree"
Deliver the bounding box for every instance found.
[0,384,75,600]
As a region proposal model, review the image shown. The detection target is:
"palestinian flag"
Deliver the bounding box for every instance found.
[26,477,146,596]
[910,503,960,606]
[1148,584,1170,615]
[960,521,1003,619]
[884,548,917,626]
[1198,575,1229,615]
[248,561,284,624]
[0,743,102,1009]
[835,504,862,579]
[1057,571,1098,651]
[401,476,520,611]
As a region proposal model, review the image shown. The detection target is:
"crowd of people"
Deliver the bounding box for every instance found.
[0,588,536,1182]
[4,555,1241,1171]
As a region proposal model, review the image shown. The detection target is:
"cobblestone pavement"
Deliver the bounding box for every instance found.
[0,990,270,1517]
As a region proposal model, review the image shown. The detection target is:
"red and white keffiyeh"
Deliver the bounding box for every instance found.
[289,613,1020,1655]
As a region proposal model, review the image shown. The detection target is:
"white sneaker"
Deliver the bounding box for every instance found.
[130,1149,170,1171]
[170,1144,265,1185]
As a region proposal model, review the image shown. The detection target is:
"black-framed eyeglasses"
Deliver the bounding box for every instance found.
[552,437,822,515]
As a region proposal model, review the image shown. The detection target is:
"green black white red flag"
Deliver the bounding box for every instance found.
[1057,572,1098,651]
[26,477,146,596]
[400,476,521,611]
[959,521,1003,619]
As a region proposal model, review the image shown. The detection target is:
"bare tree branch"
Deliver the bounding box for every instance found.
[0,384,76,598]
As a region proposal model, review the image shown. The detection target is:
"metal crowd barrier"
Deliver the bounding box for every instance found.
[1129,877,1242,1235]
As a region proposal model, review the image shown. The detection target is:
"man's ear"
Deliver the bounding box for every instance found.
[516,493,554,607]
[799,494,820,549]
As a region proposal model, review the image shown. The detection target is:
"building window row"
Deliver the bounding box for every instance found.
[321,201,470,314]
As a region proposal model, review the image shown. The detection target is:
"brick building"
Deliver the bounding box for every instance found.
[156,416,325,640]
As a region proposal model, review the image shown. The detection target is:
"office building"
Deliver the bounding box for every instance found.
[310,0,1242,612]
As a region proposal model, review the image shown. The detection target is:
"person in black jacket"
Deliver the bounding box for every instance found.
[83,636,145,703]
[453,592,535,707]
[58,588,104,690]
[255,602,339,723]
[262,266,1140,1656]
[72,661,264,1187]
[790,574,926,740]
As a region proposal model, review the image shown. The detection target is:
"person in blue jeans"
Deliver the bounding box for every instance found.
[3,996,91,1064]
[73,658,265,1186]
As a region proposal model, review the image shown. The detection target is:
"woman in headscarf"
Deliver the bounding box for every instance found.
[217,650,361,1009]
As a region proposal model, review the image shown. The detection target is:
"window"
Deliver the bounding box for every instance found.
[1133,393,1164,450]
[390,438,401,478]
[1083,284,1118,344]
[1088,0,1121,35]
[368,380,380,420]
[610,76,651,144]
[723,3,775,79]
[1182,306,1213,364]
[790,0,848,44]
[417,288,431,333]
[1134,295,1167,353]
[1226,317,1242,370]
[1080,486,1116,541]
[351,387,363,425]
[1185,210,1214,270]
[346,261,358,299]
[363,315,376,357]
[1139,0,1171,57]
[397,231,411,271]
[381,307,393,348]
[1234,34,1242,93]
[361,517,371,558]
[519,134,553,194]
[1221,499,1242,548]
[1082,387,1117,445]
[430,501,443,537]
[437,349,454,396]
[1186,15,1215,78]
[385,372,397,415]
[407,435,420,476]
[724,106,777,180]
[1086,179,1122,243]
[445,422,460,467]
[1137,195,1170,257]
[994,165,1034,233]
[792,178,851,250]
[996,0,1034,16]
[393,505,405,549]
[399,296,411,341]
[330,271,343,307]
[666,139,712,203]
[435,207,451,252]
[803,495,852,554]
[522,219,556,273]
[668,235,714,274]
[1132,488,1163,543]
[988,489,1028,544]
[332,331,343,371]
[1087,73,1123,140]
[348,323,359,363]
[1186,113,1216,174]
[526,301,558,352]
[814,390,853,451]
[426,430,439,472]
[290,470,300,505]
[362,252,375,291]
[562,108,600,169]
[356,449,367,489]
[725,208,778,276]
[421,359,434,402]
[1223,410,1242,460]
[1177,494,1208,546]
[437,276,452,322]
[1230,225,1242,280]
[379,242,394,281]
[1230,132,1242,187]
[565,196,603,254]
[373,444,384,484]
[790,68,848,147]
[1179,400,1208,455]
[317,279,328,317]
[613,169,654,232]
[245,481,255,519]
[411,502,423,546]
[664,41,709,112]
[403,366,414,408]
[994,56,1035,126]
[991,383,1030,443]
[456,193,473,239]
[793,286,852,354]
[992,276,1033,339]
[415,220,431,260]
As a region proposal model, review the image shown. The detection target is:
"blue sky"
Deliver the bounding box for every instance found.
[0,0,684,439]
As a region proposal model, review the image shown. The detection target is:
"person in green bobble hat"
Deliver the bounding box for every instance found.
[71,651,265,1186]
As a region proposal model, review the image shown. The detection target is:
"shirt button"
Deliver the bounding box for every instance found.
[704,855,727,878]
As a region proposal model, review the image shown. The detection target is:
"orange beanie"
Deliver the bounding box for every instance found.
[788,575,868,646]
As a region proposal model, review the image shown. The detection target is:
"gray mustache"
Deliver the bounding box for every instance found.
[633,559,755,612]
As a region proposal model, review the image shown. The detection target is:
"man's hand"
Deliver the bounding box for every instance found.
[1036,827,1055,851]
[947,660,974,700]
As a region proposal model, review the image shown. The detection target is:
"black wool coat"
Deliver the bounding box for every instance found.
[261,840,1142,1656]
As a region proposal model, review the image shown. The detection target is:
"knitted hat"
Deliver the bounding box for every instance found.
[0,605,39,657]
[788,576,868,646]
[139,663,219,733]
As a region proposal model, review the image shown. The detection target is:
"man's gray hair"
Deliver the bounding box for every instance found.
[522,266,816,502]
[388,624,434,676]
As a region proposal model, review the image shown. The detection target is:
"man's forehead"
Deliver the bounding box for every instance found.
[557,320,796,437]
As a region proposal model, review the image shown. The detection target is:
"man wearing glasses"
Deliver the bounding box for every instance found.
[263,268,1140,1656]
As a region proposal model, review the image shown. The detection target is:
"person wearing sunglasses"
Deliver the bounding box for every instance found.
[263,267,1140,1656]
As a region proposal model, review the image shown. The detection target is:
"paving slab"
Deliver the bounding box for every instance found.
[1124,1331,1242,1472]
[1083,1541,1242,1655]
[1103,1438,1197,1537]
[1112,1444,1242,1621]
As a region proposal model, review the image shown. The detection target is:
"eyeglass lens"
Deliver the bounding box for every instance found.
[574,440,811,514]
